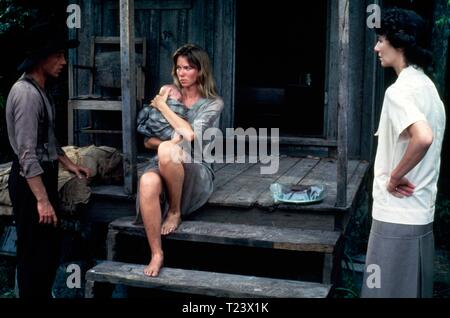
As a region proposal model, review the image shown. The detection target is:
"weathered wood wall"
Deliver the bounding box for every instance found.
[69,0,377,161]
[70,0,234,133]
[325,0,376,160]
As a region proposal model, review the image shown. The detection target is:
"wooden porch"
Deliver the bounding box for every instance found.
[85,156,369,298]
[74,0,370,299]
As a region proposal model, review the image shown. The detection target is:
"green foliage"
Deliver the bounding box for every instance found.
[0,0,36,34]
[0,94,5,110]
[435,195,450,250]
[435,0,450,37]
[334,250,362,298]
[0,257,15,298]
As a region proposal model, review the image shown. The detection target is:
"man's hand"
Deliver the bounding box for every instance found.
[67,164,91,179]
[59,155,91,179]
[387,175,415,198]
[37,198,58,227]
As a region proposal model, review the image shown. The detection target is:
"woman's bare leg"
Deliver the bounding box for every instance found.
[139,171,164,277]
[158,141,184,235]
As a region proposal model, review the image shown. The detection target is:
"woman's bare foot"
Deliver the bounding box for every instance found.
[161,211,181,235]
[144,253,164,277]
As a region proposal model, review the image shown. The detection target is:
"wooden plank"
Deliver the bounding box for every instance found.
[91,185,135,200]
[361,26,378,160]
[86,261,331,298]
[86,199,136,224]
[212,162,228,172]
[215,0,236,132]
[159,10,181,86]
[336,0,350,207]
[177,8,188,46]
[107,0,193,10]
[278,137,337,147]
[322,253,334,285]
[223,136,337,147]
[77,0,93,96]
[319,160,359,207]
[240,156,300,177]
[276,159,359,211]
[191,206,336,231]
[68,100,122,111]
[73,0,97,146]
[346,161,370,204]
[147,9,161,96]
[210,162,255,192]
[326,0,339,140]
[93,37,145,45]
[67,100,74,145]
[187,0,206,48]
[78,129,122,134]
[120,0,138,194]
[347,0,365,158]
[110,217,340,253]
[216,158,301,208]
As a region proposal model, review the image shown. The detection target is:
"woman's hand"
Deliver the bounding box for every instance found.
[386,175,415,198]
[150,89,170,111]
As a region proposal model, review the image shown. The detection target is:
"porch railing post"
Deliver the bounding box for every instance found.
[120,0,137,194]
[336,0,349,207]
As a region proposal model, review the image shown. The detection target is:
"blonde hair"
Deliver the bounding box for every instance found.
[172,44,218,99]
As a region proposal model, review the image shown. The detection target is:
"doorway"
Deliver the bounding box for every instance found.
[234,0,328,137]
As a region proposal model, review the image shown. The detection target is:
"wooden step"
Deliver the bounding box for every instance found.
[85,261,331,298]
[107,216,342,284]
[108,216,340,254]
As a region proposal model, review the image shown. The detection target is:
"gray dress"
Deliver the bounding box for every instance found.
[136,97,224,222]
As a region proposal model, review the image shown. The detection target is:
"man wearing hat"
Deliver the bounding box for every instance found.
[6,21,91,299]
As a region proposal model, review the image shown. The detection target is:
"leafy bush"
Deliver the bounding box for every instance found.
[0,0,36,35]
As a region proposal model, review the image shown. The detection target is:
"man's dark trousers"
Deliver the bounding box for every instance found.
[8,156,61,299]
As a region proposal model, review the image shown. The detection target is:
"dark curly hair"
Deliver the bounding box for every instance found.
[376,8,433,70]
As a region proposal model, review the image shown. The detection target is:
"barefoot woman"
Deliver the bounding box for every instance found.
[138,44,224,277]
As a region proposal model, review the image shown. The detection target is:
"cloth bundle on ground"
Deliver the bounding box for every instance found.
[0,162,13,216]
[0,145,123,215]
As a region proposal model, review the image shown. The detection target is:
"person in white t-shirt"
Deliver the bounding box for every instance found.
[361,8,446,298]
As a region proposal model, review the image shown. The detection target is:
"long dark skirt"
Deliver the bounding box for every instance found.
[361,219,434,298]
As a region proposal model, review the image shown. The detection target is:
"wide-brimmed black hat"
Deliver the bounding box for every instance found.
[17,21,79,72]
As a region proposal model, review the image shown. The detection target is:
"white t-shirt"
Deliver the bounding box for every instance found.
[372,66,446,225]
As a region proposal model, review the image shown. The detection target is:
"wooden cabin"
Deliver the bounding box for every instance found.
[67,0,382,298]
